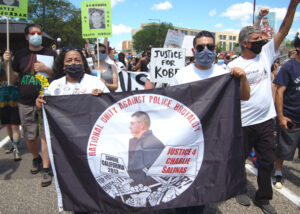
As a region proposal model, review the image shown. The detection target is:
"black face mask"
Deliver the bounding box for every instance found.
[248,40,268,54]
[65,64,84,79]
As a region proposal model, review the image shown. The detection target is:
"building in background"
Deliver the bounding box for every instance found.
[122,40,132,53]
[132,23,239,54]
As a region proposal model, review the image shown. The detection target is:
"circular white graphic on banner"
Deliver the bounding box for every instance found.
[87,94,204,207]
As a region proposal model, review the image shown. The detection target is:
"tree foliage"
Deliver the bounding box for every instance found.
[133,22,174,52]
[27,0,85,48]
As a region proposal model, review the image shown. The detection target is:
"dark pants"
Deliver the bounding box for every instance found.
[243,119,275,204]
[175,206,204,214]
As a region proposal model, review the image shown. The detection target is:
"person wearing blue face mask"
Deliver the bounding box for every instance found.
[172,31,250,214]
[92,43,118,91]
[3,23,57,188]
[173,31,249,100]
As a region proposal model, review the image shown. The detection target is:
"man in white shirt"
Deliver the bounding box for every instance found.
[174,31,250,101]
[227,1,300,214]
[173,30,250,214]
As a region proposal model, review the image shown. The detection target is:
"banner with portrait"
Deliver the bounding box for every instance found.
[43,74,246,212]
[0,0,27,18]
[81,0,112,38]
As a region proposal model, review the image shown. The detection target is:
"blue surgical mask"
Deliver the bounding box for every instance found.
[114,54,118,60]
[217,59,224,65]
[99,53,106,61]
[29,34,42,46]
[195,49,216,67]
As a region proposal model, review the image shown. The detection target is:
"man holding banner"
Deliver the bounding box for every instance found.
[173,30,250,214]
[228,1,300,213]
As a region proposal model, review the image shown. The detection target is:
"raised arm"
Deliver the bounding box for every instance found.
[274,0,300,51]
[253,8,269,28]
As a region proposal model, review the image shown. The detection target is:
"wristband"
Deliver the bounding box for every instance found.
[258,15,263,19]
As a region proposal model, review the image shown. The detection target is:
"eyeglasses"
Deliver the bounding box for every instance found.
[195,43,215,52]
[29,31,42,35]
[99,50,106,54]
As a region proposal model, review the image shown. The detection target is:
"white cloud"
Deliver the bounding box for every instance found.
[116,41,123,52]
[209,9,217,16]
[221,2,253,21]
[152,1,173,10]
[111,0,124,7]
[215,23,223,28]
[270,8,287,21]
[112,24,132,35]
[288,28,300,37]
[224,28,239,32]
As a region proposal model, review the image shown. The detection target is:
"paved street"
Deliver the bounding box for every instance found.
[0,126,299,214]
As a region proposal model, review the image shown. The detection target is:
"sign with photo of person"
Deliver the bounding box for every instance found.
[43,74,246,212]
[81,0,112,38]
[0,0,27,18]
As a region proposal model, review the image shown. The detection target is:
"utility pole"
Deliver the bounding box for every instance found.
[253,0,256,24]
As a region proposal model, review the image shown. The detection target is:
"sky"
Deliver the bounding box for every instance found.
[70,0,300,51]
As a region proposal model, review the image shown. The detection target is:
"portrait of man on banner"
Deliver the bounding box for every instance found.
[0,0,19,7]
[128,111,165,186]
[88,7,106,30]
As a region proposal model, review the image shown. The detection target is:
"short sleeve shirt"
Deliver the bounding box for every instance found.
[47,73,109,95]
[227,39,279,126]
[12,47,56,106]
[173,63,229,85]
[273,58,300,124]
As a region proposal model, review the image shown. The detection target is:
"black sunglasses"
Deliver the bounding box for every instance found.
[195,44,215,52]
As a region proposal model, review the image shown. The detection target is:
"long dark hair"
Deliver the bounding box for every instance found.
[52,48,91,79]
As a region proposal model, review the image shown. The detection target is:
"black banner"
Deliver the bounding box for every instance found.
[43,73,246,212]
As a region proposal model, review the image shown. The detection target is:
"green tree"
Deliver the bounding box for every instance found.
[27,0,85,48]
[133,22,174,52]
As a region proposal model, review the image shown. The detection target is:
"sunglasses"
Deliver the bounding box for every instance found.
[195,43,215,52]
[99,50,106,54]
[29,31,42,35]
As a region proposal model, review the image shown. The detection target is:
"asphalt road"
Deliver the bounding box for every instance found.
[0,126,300,214]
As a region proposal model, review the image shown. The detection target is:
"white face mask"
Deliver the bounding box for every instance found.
[29,34,42,47]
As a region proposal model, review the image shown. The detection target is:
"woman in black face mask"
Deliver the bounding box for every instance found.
[36,47,109,108]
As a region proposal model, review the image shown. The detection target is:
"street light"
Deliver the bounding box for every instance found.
[148,19,161,47]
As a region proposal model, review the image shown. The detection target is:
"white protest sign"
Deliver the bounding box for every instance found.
[150,48,185,84]
[86,57,94,67]
[182,35,195,57]
[163,29,185,48]
[37,55,54,78]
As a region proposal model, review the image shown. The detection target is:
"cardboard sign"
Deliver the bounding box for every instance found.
[86,57,94,67]
[163,29,185,48]
[150,48,185,84]
[0,0,28,18]
[182,35,194,57]
[81,0,112,38]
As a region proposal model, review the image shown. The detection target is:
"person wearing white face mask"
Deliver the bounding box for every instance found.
[3,24,57,188]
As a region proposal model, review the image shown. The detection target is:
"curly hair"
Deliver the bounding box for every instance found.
[52,48,91,79]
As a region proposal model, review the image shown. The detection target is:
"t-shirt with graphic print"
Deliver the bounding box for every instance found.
[47,73,109,96]
[12,47,56,106]
[227,39,279,127]
[273,58,300,124]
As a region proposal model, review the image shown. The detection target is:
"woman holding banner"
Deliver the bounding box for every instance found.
[92,43,118,92]
[36,47,109,107]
